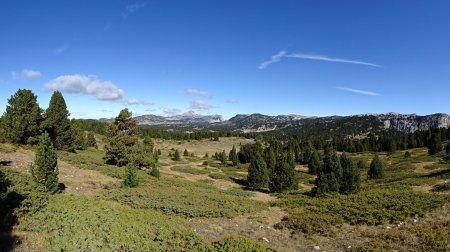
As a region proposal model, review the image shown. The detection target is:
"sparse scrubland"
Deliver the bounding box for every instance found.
[1,89,450,251]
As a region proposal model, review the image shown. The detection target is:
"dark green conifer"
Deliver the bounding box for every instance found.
[229,145,239,166]
[31,132,59,193]
[1,89,42,144]
[247,155,269,189]
[42,91,73,151]
[340,153,361,194]
[123,164,139,187]
[368,154,384,180]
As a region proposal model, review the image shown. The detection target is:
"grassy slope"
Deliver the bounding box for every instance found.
[2,140,450,251]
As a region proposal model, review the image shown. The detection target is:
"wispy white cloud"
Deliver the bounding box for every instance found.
[337,87,381,96]
[258,50,286,69]
[55,44,69,54]
[182,88,212,98]
[44,74,150,105]
[11,69,42,79]
[226,98,239,104]
[122,2,146,18]
[259,51,380,69]
[163,108,181,115]
[287,53,381,67]
[22,69,42,79]
[189,100,216,111]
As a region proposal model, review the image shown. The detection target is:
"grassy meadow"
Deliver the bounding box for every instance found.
[1,138,449,251]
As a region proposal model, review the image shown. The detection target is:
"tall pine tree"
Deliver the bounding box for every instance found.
[229,145,239,166]
[269,153,298,192]
[42,91,74,151]
[104,109,139,166]
[308,151,321,175]
[314,146,342,195]
[31,132,59,193]
[368,154,384,180]
[339,153,361,194]
[247,155,269,190]
[1,89,42,144]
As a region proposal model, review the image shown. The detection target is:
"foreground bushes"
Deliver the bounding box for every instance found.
[101,177,265,218]
[275,187,450,228]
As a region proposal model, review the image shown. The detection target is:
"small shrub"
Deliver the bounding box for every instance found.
[208,173,228,180]
[149,166,160,178]
[432,182,450,192]
[122,165,138,188]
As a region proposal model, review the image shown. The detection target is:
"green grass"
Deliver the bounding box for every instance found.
[432,182,450,192]
[0,143,18,153]
[349,220,450,251]
[18,194,212,251]
[100,176,265,218]
[208,172,229,180]
[171,165,211,175]
[277,188,449,225]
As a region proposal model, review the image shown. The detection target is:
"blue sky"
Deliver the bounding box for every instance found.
[1,0,449,119]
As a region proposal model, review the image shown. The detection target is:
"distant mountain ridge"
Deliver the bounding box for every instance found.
[135,111,223,125]
[99,112,450,134]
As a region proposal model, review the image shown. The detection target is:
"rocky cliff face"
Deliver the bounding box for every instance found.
[134,111,223,125]
[379,113,450,133]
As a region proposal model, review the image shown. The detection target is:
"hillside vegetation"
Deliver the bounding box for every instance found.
[1,89,449,251]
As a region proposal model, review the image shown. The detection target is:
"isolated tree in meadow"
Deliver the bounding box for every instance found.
[85,132,97,148]
[122,164,139,188]
[308,151,321,175]
[269,154,298,192]
[339,153,361,194]
[314,147,342,195]
[247,155,269,190]
[427,133,443,155]
[31,132,59,193]
[368,154,384,180]
[149,166,160,178]
[104,109,139,166]
[229,145,239,166]
[219,150,228,165]
[172,149,181,161]
[42,91,74,151]
[404,151,411,158]
[183,149,189,156]
[1,89,42,144]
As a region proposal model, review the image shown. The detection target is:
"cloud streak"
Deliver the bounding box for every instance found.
[258,51,286,69]
[11,69,42,79]
[45,74,149,105]
[225,98,239,104]
[259,51,380,69]
[55,44,69,54]
[182,88,212,98]
[189,100,216,111]
[337,87,381,96]
[122,2,146,18]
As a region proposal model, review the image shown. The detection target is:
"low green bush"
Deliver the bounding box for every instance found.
[19,194,212,251]
[208,173,229,180]
[349,220,450,251]
[432,182,450,192]
[100,177,265,218]
[275,188,450,226]
[171,166,210,175]
[214,236,274,252]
